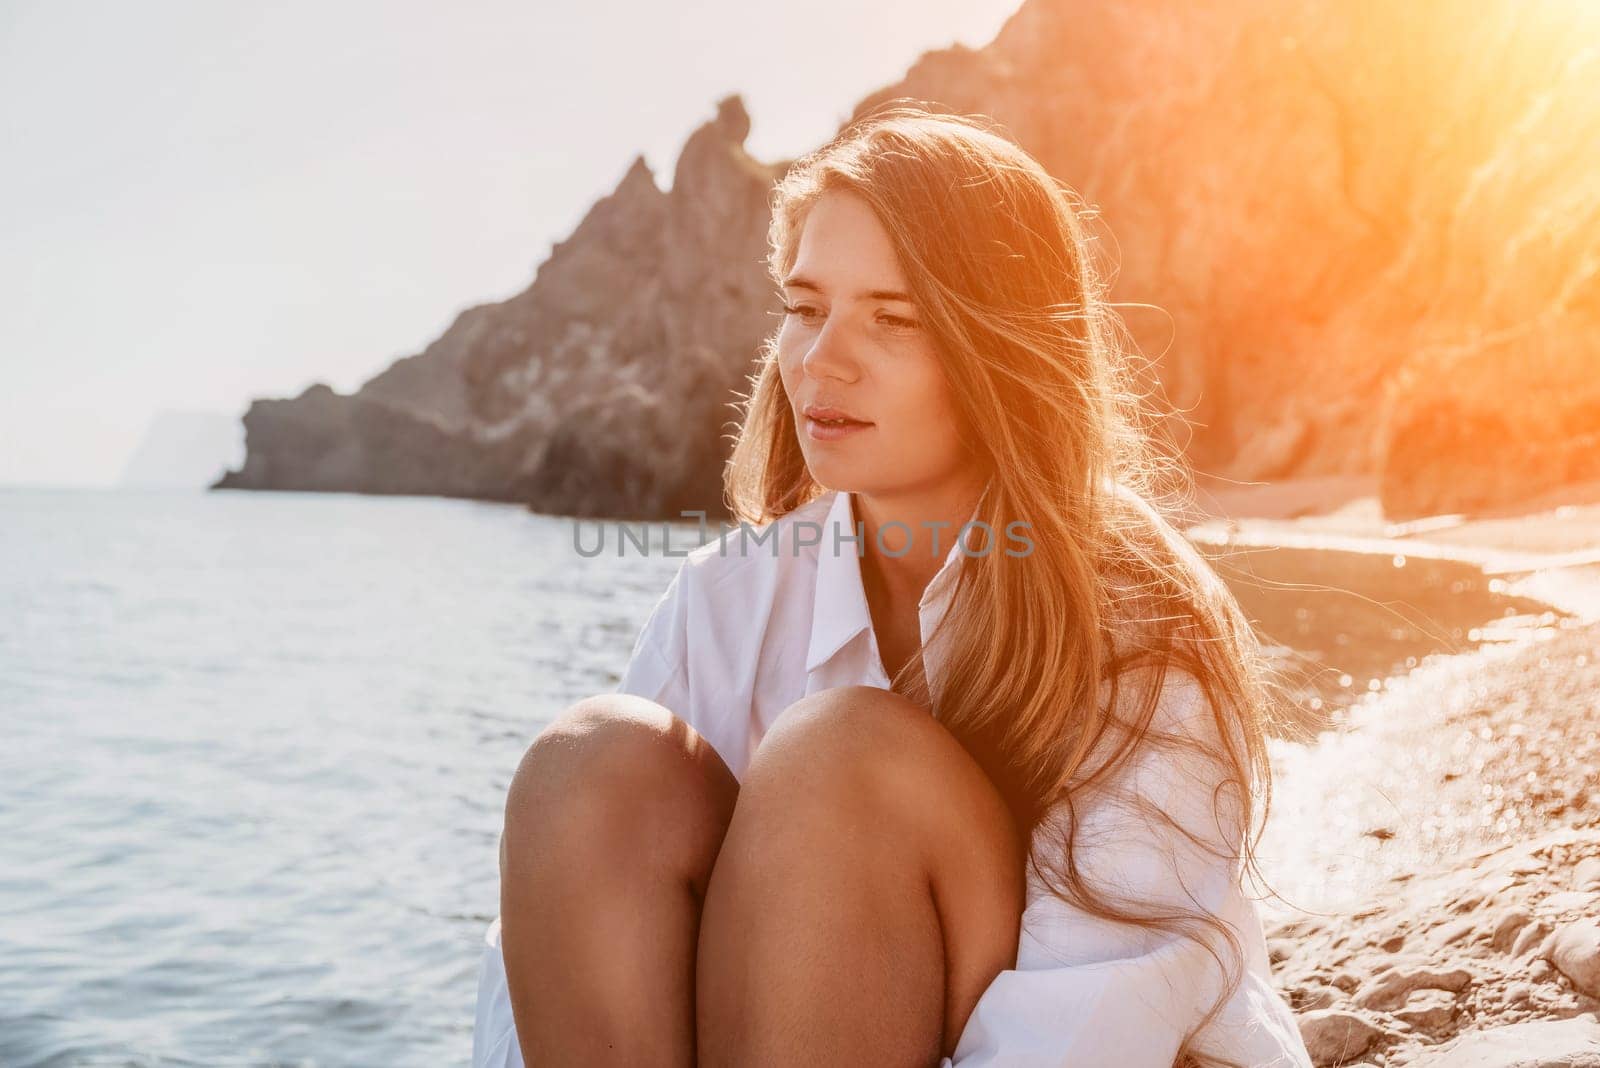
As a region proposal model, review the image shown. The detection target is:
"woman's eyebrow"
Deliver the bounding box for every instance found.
[782,273,915,303]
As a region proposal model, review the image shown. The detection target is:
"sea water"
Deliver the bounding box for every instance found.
[0,486,680,1067]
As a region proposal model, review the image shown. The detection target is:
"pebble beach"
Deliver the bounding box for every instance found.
[1189,475,1600,1065]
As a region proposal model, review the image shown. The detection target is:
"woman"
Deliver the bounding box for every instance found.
[473,103,1312,1068]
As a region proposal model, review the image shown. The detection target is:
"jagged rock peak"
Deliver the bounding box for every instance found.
[709,93,751,144]
[618,153,659,195]
[671,93,759,193]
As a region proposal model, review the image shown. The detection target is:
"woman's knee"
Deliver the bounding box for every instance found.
[747,686,1024,869]
[502,694,737,874]
[756,685,940,770]
[708,686,1025,1056]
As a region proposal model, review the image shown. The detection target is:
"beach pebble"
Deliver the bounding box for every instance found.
[1500,980,1533,1006]
[1506,854,1547,876]
[1478,873,1517,899]
[1297,1009,1384,1066]
[1330,970,1362,993]
[1393,988,1458,1032]
[1434,917,1478,946]
[1540,889,1599,915]
[1513,919,1554,958]
[1356,965,1473,1011]
[1491,908,1534,952]
[1548,920,1600,998]
[1406,1013,1600,1066]
[1292,983,1340,1012]
[1271,916,1327,940]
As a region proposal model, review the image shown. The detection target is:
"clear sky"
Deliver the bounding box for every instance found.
[0,0,1019,487]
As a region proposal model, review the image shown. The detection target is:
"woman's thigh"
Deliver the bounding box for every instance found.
[695,685,1026,1067]
[499,693,739,1068]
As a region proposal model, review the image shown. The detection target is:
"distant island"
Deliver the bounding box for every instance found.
[121,410,244,490]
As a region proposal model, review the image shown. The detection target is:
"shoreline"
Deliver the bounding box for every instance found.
[1187,473,1600,560]
[1193,477,1600,1063]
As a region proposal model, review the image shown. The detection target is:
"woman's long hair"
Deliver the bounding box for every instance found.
[725,101,1298,1068]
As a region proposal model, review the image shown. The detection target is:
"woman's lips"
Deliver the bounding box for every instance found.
[804,415,874,442]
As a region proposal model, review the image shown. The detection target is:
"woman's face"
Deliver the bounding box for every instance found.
[775,189,974,499]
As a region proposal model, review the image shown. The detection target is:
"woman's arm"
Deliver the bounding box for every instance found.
[943,668,1312,1068]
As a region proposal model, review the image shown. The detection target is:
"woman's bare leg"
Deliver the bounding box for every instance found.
[695,685,1027,1067]
[498,693,738,1067]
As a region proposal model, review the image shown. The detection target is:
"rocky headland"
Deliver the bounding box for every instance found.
[216,97,779,518]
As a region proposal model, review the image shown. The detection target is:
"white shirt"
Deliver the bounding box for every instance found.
[472,488,1312,1068]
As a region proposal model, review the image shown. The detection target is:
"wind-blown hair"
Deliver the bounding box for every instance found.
[725,101,1297,1067]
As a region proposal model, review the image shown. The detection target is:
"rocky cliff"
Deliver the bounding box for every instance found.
[215,0,1600,521]
[216,96,779,518]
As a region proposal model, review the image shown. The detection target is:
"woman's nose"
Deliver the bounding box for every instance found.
[800,317,859,382]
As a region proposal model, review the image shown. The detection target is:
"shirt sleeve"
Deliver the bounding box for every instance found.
[614,558,692,720]
[944,667,1311,1068]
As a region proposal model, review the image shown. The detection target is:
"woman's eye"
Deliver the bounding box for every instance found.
[780,303,918,332]
[781,302,822,321]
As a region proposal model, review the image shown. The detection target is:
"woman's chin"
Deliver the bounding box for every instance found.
[800,455,858,485]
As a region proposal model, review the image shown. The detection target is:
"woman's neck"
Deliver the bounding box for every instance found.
[851,474,988,614]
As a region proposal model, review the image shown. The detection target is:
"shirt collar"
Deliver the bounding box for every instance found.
[805,487,979,674]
